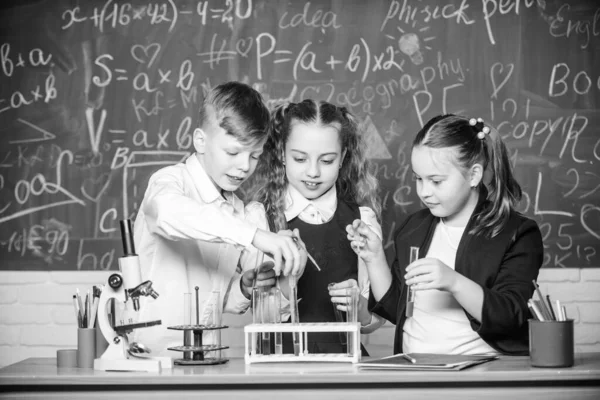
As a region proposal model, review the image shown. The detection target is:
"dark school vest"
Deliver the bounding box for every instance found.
[283,199,366,355]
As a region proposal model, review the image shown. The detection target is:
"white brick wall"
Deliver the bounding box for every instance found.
[0,268,598,368]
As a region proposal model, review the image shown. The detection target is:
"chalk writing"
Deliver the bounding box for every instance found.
[0,0,598,270]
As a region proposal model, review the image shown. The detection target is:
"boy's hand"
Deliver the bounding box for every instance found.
[252,229,306,277]
[241,261,276,299]
[346,219,385,265]
[277,228,308,277]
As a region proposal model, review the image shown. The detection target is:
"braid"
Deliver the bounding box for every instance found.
[250,102,295,232]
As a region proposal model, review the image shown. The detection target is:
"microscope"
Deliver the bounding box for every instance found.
[93,219,172,372]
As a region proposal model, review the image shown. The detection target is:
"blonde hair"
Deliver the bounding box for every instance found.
[199,81,269,146]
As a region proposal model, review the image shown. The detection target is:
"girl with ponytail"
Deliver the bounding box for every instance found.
[347,114,543,356]
[248,99,384,355]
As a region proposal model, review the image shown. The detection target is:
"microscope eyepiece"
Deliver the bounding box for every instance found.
[119,219,136,256]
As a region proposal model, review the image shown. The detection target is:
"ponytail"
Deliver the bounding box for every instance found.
[334,105,382,222]
[474,125,522,237]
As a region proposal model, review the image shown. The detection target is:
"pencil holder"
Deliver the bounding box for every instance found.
[77,328,96,368]
[529,319,574,368]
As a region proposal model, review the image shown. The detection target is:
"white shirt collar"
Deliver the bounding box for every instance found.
[185,155,241,209]
[284,184,337,222]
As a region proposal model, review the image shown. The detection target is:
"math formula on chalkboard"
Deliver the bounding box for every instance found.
[0,0,598,270]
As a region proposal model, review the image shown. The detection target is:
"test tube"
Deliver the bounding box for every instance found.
[406,247,419,318]
[271,287,283,355]
[183,292,192,360]
[289,274,301,356]
[210,290,222,359]
[252,287,262,355]
[183,292,192,325]
[346,286,359,355]
[260,289,271,355]
[329,282,346,346]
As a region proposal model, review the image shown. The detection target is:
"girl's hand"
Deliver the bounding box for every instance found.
[328,279,370,326]
[345,219,385,265]
[404,258,459,293]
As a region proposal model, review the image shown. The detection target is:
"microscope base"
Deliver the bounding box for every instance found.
[94,356,172,372]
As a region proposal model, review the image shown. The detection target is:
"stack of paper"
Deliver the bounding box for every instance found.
[357,353,499,371]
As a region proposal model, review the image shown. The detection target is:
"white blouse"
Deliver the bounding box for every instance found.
[402,221,498,355]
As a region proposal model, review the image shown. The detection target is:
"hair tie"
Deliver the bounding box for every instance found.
[469,117,490,139]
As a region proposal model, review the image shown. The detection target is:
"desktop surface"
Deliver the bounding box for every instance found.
[1,353,599,399]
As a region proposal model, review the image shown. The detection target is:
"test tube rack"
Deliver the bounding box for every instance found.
[244,322,361,364]
[167,324,229,365]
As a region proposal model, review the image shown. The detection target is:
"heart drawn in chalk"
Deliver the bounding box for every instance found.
[581,204,600,241]
[490,62,514,99]
[131,43,161,67]
[81,172,111,203]
[235,37,253,58]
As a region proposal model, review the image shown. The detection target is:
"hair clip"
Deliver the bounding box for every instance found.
[469,117,490,139]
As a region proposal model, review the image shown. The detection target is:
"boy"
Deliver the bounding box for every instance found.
[133,82,306,356]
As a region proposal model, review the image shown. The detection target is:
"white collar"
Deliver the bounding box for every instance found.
[185,155,240,209]
[284,184,337,222]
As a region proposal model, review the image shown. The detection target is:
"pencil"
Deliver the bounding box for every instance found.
[401,353,417,364]
[532,280,552,320]
[555,299,564,321]
[527,302,539,321]
[89,286,101,329]
[529,299,546,321]
[76,288,84,319]
[72,295,81,328]
[546,295,556,320]
[560,306,567,321]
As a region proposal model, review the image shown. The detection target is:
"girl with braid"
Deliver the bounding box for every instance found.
[248,99,384,355]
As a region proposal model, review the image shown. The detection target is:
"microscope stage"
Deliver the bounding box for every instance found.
[114,319,162,332]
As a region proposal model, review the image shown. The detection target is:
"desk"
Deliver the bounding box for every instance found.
[1,354,599,399]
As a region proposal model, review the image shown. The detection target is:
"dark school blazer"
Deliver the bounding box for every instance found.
[369,202,544,355]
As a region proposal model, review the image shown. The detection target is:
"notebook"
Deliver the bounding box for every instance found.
[357,353,499,371]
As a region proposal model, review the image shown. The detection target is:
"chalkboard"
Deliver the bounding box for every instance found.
[0,0,598,270]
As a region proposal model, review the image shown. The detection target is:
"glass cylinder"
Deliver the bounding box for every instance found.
[183,292,191,326]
